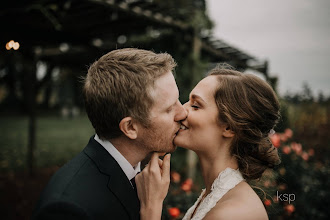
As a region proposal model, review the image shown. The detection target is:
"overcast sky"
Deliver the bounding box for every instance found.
[207,0,330,97]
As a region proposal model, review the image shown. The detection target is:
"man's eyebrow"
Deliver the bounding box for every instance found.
[191,94,207,104]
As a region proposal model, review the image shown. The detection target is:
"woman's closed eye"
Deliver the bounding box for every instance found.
[191,102,200,109]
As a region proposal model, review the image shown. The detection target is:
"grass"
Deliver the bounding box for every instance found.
[0,114,94,172]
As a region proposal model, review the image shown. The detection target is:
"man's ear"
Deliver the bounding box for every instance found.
[223,126,235,138]
[119,117,138,139]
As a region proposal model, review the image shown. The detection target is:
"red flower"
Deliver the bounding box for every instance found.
[181,183,191,192]
[284,128,293,139]
[284,204,295,214]
[291,142,302,155]
[270,133,281,148]
[302,152,309,161]
[168,207,180,218]
[184,178,193,185]
[282,145,291,155]
[280,133,288,142]
[181,178,193,192]
[264,199,272,206]
[171,171,181,183]
[308,148,315,156]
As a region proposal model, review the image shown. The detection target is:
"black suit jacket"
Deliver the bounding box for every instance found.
[32,136,140,220]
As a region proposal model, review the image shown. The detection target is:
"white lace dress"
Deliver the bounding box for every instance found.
[182,167,245,220]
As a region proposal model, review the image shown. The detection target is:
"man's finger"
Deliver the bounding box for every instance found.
[161,154,171,179]
[158,158,163,168]
[149,152,164,170]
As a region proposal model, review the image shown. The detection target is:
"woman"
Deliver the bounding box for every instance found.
[136,65,281,220]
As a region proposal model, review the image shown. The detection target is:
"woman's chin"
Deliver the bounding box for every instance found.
[173,136,182,147]
[173,136,188,149]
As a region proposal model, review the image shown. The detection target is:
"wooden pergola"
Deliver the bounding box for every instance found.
[1,0,269,176]
[1,0,268,70]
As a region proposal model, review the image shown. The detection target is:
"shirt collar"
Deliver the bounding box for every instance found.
[94,134,141,181]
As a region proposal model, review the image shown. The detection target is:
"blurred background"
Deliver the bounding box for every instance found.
[0,0,329,219]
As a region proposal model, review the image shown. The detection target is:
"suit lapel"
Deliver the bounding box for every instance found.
[107,170,140,220]
[84,136,140,220]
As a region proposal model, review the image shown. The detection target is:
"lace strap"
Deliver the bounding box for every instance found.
[183,168,244,220]
[182,189,205,220]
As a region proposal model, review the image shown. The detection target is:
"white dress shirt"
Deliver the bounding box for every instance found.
[94,134,141,182]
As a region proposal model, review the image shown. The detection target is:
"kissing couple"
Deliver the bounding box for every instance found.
[33,48,280,220]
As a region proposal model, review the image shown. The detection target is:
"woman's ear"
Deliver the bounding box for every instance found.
[119,117,138,139]
[223,126,235,138]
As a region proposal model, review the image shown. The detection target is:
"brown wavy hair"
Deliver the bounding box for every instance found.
[209,64,281,181]
[83,48,176,140]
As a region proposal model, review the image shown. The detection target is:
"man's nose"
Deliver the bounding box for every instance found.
[174,101,188,122]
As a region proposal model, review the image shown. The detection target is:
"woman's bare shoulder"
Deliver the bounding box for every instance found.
[203,182,269,220]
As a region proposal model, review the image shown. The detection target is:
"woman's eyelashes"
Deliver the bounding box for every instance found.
[191,101,200,109]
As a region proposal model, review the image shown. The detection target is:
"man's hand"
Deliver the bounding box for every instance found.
[135,152,171,220]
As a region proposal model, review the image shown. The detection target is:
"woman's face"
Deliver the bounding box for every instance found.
[174,76,227,152]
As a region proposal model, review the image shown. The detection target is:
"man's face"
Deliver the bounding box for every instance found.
[137,71,187,153]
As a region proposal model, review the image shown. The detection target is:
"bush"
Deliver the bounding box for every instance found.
[164,129,330,219]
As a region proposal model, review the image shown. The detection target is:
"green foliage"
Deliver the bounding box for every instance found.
[267,130,330,219]
[162,171,200,219]
[0,115,94,172]
[175,54,209,103]
[165,127,330,219]
[283,100,330,162]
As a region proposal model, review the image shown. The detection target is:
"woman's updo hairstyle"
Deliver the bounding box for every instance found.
[209,64,281,181]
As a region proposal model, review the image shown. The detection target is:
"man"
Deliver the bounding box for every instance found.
[32,48,187,219]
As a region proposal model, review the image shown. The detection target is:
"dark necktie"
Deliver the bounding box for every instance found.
[131,172,140,195]
[131,176,137,191]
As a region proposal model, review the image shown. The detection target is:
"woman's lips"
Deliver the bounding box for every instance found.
[180,124,188,130]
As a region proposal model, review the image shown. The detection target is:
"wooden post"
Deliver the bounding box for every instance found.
[25,55,37,177]
[186,28,202,179]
